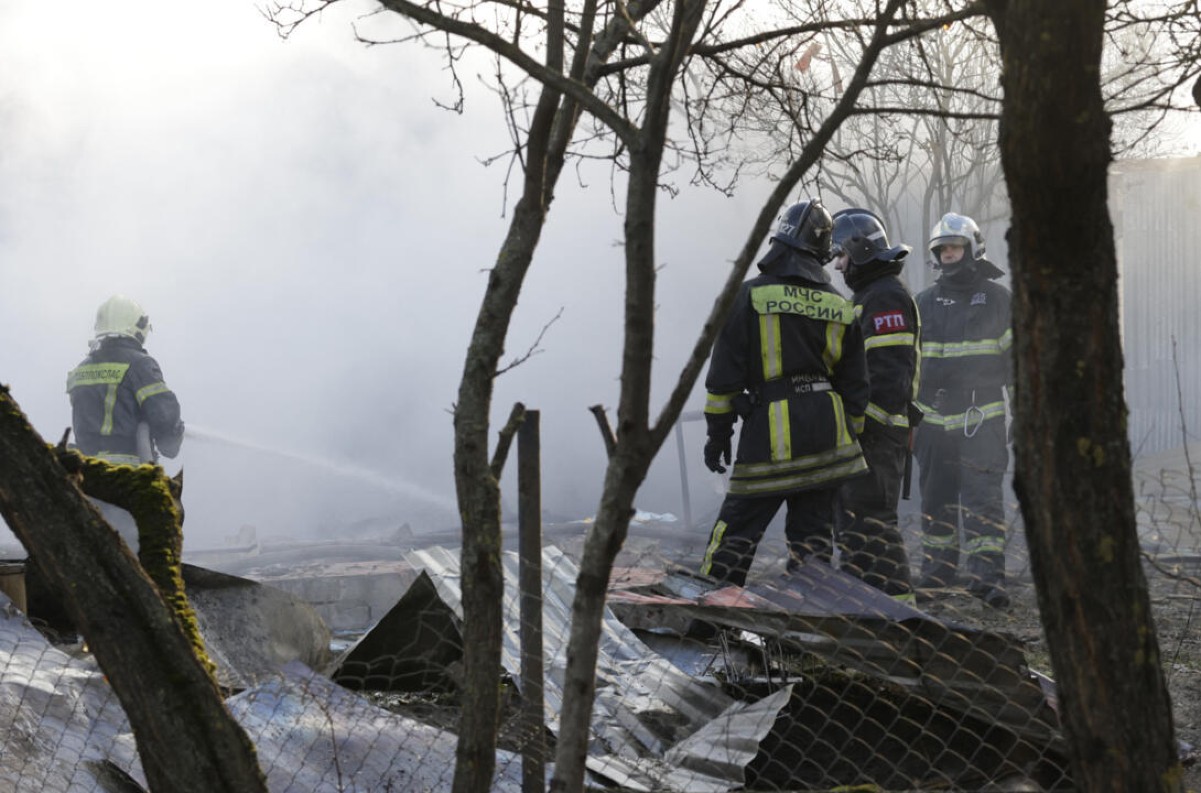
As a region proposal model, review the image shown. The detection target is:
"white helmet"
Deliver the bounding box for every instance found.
[928,212,987,266]
[94,295,152,344]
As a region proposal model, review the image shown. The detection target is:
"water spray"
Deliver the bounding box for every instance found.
[183,424,458,514]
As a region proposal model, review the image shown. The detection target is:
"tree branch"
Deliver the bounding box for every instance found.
[489,402,528,479]
[374,0,640,144]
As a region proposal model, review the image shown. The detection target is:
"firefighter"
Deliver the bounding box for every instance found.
[830,208,920,603]
[66,295,184,546]
[913,213,1012,608]
[699,199,870,592]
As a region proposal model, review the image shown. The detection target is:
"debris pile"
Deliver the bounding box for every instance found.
[0,542,1072,791]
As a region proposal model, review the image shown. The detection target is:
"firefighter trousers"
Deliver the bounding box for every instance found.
[836,425,913,597]
[701,488,837,588]
[914,416,1009,590]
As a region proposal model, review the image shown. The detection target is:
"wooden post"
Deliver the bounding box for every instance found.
[517,409,546,793]
[674,421,693,530]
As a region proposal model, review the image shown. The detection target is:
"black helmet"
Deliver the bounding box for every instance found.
[770,200,833,260]
[831,208,910,266]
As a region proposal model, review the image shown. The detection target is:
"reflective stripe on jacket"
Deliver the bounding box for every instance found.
[705,273,869,497]
[67,337,182,459]
[852,273,921,430]
[915,273,1012,431]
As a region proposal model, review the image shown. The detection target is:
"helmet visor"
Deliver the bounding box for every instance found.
[930,235,970,253]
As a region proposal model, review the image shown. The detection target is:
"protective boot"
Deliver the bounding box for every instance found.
[840,527,914,599]
[966,550,1008,609]
[917,545,959,591]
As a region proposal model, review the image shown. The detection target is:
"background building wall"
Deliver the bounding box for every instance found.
[1111,156,1201,457]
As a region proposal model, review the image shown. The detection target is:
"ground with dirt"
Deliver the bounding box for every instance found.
[915,552,1201,790]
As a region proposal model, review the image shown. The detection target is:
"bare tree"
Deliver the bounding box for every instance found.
[815,13,1006,289]
[986,1,1183,789]
[1103,0,1201,155]
[267,2,943,791]
[755,0,1199,284]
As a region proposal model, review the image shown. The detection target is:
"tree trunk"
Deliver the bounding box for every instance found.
[448,5,660,790]
[549,4,707,791]
[988,3,1183,790]
[0,387,267,793]
[548,447,654,793]
[452,200,550,793]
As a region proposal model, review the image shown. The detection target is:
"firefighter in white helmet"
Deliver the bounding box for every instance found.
[67,295,184,466]
[65,296,185,548]
[913,213,1013,609]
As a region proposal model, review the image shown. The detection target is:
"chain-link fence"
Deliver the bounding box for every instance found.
[3,445,1201,791]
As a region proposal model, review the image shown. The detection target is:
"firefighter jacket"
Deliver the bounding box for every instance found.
[849,266,921,432]
[704,272,870,498]
[66,336,184,464]
[914,264,1012,432]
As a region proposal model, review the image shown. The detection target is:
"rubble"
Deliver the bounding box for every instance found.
[605,559,1070,789]
[0,535,1075,791]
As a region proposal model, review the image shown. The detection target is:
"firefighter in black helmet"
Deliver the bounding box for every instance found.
[830,208,920,604]
[698,199,870,595]
[913,213,1013,609]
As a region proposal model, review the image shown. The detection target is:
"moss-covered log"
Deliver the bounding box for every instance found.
[0,385,266,793]
[53,448,214,678]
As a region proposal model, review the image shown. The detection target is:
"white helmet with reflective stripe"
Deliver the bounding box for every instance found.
[928,212,987,265]
[94,295,152,344]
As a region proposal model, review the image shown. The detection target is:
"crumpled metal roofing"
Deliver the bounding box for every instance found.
[402,545,791,791]
[0,587,528,792]
[609,558,1066,750]
[0,593,135,792]
[224,661,526,792]
[181,563,333,690]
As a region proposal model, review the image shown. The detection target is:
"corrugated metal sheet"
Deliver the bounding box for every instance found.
[402,546,791,792]
[0,594,136,792]
[225,662,527,793]
[1111,156,1201,456]
[0,586,527,793]
[611,560,1062,747]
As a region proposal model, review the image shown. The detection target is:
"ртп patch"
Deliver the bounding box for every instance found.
[871,310,908,334]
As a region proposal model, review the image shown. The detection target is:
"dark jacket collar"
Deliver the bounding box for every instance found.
[757,245,831,285]
[846,259,904,292]
[938,258,1004,289]
[94,335,146,353]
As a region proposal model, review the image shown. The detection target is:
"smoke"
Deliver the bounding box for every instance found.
[0,0,761,552]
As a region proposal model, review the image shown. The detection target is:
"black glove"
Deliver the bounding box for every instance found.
[704,436,732,473]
